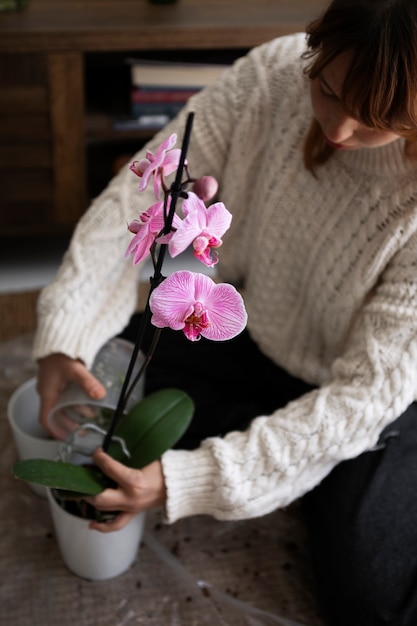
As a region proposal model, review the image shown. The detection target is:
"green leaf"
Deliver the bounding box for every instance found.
[12,459,108,496]
[109,388,194,468]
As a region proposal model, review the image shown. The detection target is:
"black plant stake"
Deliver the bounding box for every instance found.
[102,111,195,452]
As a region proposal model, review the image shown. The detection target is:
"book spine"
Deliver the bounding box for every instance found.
[113,115,170,131]
[131,87,199,103]
[130,101,186,118]
[130,63,227,88]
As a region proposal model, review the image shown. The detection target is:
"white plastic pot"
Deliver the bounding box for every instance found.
[8,377,60,497]
[47,487,146,580]
[10,336,147,579]
[46,373,146,581]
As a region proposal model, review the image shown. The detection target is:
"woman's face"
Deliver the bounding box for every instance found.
[310,54,401,151]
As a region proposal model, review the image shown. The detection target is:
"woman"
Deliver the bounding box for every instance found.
[34,0,417,623]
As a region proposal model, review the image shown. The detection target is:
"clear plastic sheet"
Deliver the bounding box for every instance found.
[143,531,311,626]
[1,334,324,626]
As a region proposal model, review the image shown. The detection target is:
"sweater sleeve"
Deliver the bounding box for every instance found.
[33,162,147,368]
[161,232,417,523]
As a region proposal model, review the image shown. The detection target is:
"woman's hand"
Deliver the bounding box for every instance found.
[37,353,106,438]
[86,449,166,533]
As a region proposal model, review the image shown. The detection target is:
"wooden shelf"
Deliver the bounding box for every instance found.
[0,0,325,235]
[0,1,325,52]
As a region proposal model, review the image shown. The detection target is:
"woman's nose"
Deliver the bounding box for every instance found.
[326,114,359,144]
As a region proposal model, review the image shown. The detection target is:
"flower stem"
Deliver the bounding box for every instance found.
[122,327,161,409]
[102,112,195,452]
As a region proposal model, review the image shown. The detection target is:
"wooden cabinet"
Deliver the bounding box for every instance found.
[0,51,86,233]
[0,0,324,235]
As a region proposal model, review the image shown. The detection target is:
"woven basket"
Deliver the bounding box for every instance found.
[0,290,39,342]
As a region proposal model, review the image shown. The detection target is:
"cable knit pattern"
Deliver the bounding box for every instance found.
[33,34,417,523]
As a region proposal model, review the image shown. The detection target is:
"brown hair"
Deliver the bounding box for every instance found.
[302,0,417,170]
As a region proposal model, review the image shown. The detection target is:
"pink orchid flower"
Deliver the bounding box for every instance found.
[168,192,232,267]
[125,198,181,265]
[149,270,247,341]
[129,133,182,199]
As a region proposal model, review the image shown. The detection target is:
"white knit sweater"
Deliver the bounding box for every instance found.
[33,34,417,524]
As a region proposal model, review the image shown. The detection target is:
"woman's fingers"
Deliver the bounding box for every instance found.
[92,448,138,487]
[85,485,135,512]
[84,450,167,532]
[71,365,106,401]
[38,372,66,436]
[37,353,106,436]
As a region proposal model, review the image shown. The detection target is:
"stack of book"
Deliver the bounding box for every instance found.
[113,59,229,131]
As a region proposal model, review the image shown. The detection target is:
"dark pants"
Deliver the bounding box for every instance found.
[120,313,315,449]
[120,314,417,625]
[303,406,417,626]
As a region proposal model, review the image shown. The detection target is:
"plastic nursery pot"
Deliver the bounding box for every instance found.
[47,337,145,441]
[8,378,61,498]
[47,492,145,581]
[47,431,146,581]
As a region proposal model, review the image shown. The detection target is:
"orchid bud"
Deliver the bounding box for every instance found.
[192,176,219,202]
[127,219,141,234]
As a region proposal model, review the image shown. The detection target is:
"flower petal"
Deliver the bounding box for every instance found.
[205,202,232,237]
[149,271,195,329]
[193,242,219,268]
[136,134,179,194]
[125,230,154,265]
[200,282,247,340]
[157,133,177,155]
[168,219,201,258]
[126,201,166,264]
[161,148,182,175]
[168,192,207,257]
[181,191,207,218]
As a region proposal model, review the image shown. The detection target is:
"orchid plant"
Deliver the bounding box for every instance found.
[12,112,247,508]
[100,111,247,451]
